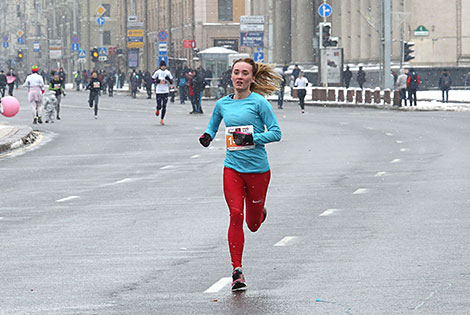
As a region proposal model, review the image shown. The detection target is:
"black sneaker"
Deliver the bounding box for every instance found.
[231,267,247,291]
[37,117,43,124]
[262,207,267,224]
[33,118,37,124]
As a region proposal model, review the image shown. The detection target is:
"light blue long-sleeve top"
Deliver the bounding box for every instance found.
[204,92,281,173]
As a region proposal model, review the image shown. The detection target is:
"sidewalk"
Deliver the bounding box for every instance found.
[0,123,36,155]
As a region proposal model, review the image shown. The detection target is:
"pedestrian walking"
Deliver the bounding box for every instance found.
[107,71,116,97]
[130,72,139,98]
[438,69,452,103]
[58,67,67,92]
[74,71,82,91]
[143,71,153,99]
[396,68,408,107]
[177,73,187,104]
[0,70,7,97]
[357,66,366,89]
[294,71,308,113]
[277,70,287,109]
[43,90,57,123]
[22,65,45,124]
[464,71,470,90]
[152,60,173,125]
[292,64,301,80]
[48,72,64,120]
[407,68,420,106]
[191,70,206,114]
[6,68,17,96]
[198,57,282,292]
[86,71,101,119]
[343,66,352,89]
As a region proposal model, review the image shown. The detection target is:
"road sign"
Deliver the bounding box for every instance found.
[240,32,264,47]
[254,51,264,62]
[78,58,86,64]
[17,37,24,44]
[96,5,106,16]
[72,43,79,51]
[3,36,8,41]
[127,29,144,48]
[158,31,168,41]
[33,42,40,52]
[3,42,8,48]
[98,47,108,56]
[71,34,79,43]
[97,16,105,26]
[98,56,107,62]
[183,40,196,48]
[78,49,86,58]
[17,30,24,37]
[318,3,333,18]
[158,55,168,67]
[159,41,168,55]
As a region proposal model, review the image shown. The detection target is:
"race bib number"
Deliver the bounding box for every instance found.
[54,84,61,89]
[226,125,255,151]
[93,82,100,88]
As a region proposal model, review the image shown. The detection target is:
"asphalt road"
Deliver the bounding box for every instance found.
[1,89,469,315]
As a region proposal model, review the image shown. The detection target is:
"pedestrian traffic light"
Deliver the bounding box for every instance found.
[403,41,415,62]
[16,50,24,61]
[319,22,338,48]
[91,48,99,62]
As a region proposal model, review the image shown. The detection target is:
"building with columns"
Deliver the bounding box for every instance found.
[252,0,470,68]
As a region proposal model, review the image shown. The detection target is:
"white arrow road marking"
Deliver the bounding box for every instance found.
[56,196,80,203]
[391,159,401,163]
[204,277,232,293]
[319,209,340,216]
[190,155,200,159]
[353,188,369,195]
[274,236,298,247]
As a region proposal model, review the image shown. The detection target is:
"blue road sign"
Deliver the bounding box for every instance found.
[318,3,333,18]
[72,43,80,51]
[3,41,8,48]
[78,49,86,58]
[158,55,168,67]
[98,47,107,56]
[33,42,40,52]
[240,32,264,47]
[17,37,24,44]
[97,16,105,26]
[254,52,264,62]
[71,34,79,43]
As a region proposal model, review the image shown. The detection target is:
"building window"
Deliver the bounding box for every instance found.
[218,0,233,21]
[102,4,111,18]
[103,31,111,45]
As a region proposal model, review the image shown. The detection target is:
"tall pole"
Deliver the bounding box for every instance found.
[383,0,392,89]
[267,0,273,63]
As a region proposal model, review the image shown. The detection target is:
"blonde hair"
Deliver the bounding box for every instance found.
[232,58,282,96]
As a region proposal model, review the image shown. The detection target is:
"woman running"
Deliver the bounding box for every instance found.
[199,58,282,291]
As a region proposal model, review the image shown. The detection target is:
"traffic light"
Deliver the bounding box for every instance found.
[16,50,24,61]
[319,22,338,48]
[403,41,415,62]
[91,48,99,62]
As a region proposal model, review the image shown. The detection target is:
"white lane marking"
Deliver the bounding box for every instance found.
[160,165,175,170]
[0,217,4,220]
[190,155,200,159]
[204,277,232,293]
[115,178,134,184]
[400,148,410,152]
[375,171,387,177]
[366,127,375,130]
[385,132,394,136]
[56,196,80,203]
[319,209,340,217]
[353,188,369,195]
[391,159,401,163]
[396,140,404,144]
[274,236,298,247]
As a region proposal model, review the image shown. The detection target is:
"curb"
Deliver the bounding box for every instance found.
[0,126,39,155]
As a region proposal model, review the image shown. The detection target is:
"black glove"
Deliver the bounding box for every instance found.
[233,131,254,146]
[165,76,173,84]
[199,133,212,147]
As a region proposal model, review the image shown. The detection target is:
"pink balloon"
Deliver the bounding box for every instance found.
[1,96,20,117]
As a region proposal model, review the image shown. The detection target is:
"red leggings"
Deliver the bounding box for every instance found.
[223,167,271,268]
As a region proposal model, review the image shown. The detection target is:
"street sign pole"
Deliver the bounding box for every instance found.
[383,0,392,90]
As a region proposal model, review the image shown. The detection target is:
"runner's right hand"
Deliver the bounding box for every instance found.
[199,133,212,147]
